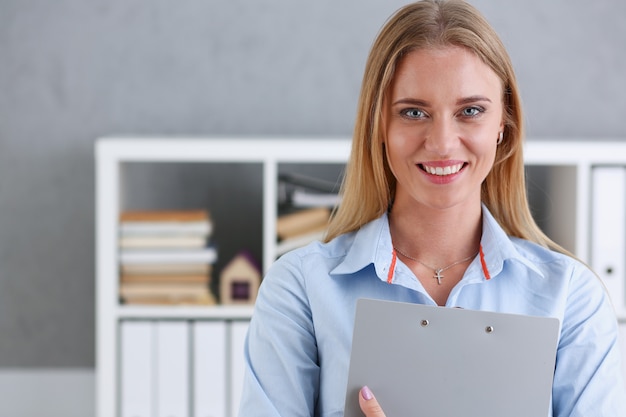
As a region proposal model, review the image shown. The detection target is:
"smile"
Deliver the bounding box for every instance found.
[420,163,465,176]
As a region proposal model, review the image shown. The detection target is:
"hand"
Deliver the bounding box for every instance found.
[359,386,386,417]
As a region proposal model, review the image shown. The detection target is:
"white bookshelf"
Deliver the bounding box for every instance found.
[95,137,351,417]
[96,137,626,417]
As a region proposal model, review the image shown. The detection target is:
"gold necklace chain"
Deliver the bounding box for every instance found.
[393,246,478,285]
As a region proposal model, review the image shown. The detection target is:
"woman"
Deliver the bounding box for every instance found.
[239,1,626,416]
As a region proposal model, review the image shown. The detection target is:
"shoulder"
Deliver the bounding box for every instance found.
[273,229,357,274]
[254,230,360,318]
[510,237,597,282]
[509,237,610,312]
[281,212,390,272]
[510,237,575,265]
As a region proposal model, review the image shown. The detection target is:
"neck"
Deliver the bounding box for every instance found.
[389,201,482,267]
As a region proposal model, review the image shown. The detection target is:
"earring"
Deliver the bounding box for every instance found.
[497,131,504,145]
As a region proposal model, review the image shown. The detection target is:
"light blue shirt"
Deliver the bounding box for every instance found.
[239,206,626,417]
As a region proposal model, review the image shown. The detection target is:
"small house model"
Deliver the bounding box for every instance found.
[220,251,261,305]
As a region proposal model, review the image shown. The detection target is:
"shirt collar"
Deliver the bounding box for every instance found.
[479,205,545,279]
[329,211,393,279]
[330,204,545,281]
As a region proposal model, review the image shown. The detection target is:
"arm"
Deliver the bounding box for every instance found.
[552,264,626,416]
[238,254,320,417]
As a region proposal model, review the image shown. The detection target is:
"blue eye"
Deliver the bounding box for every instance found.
[403,108,425,118]
[462,107,483,117]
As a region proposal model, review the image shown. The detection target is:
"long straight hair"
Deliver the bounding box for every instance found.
[325,0,567,255]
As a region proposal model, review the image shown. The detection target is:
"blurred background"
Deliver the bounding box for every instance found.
[0,0,625,415]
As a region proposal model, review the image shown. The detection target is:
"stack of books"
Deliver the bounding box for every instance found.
[275,172,340,256]
[275,206,332,256]
[278,172,341,209]
[118,209,217,305]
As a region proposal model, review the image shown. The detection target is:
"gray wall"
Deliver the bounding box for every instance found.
[0,0,624,367]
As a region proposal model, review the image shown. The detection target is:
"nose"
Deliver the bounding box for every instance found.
[423,118,458,157]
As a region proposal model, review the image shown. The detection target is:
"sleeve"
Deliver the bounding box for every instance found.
[237,252,319,417]
[552,263,626,417]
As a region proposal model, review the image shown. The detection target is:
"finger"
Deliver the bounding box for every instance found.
[359,386,386,417]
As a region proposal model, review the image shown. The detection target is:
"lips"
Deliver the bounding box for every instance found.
[419,162,465,176]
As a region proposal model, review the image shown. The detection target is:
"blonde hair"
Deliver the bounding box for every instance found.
[325,0,566,255]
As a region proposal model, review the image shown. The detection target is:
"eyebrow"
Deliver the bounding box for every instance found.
[457,95,493,105]
[392,98,430,107]
[392,95,493,106]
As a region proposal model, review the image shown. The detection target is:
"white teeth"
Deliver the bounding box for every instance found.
[423,163,463,176]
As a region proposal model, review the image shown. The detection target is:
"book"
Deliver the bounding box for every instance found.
[120,321,153,417]
[276,207,331,239]
[119,235,207,249]
[120,273,210,284]
[119,210,213,237]
[230,321,250,415]
[591,166,626,318]
[120,263,211,276]
[290,188,341,208]
[278,172,341,209]
[193,322,227,417]
[120,282,211,297]
[119,246,217,265]
[119,222,212,236]
[120,210,210,222]
[155,322,190,417]
[119,282,217,305]
[278,172,339,193]
[122,294,216,305]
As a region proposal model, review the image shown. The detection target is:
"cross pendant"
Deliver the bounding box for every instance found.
[434,269,444,285]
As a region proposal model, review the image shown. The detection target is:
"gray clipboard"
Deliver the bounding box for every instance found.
[344,298,560,417]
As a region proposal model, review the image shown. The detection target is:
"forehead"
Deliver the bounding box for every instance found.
[390,46,502,98]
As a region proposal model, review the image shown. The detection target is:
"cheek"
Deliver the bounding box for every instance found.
[472,136,498,171]
[384,142,401,176]
[466,118,501,152]
[384,137,413,179]
[386,122,423,153]
[462,129,498,167]
[476,138,498,161]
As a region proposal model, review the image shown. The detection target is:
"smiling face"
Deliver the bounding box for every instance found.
[383,46,505,213]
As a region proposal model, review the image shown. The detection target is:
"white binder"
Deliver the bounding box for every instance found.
[344,299,560,417]
[156,321,189,417]
[230,321,250,417]
[193,321,227,417]
[120,321,154,417]
[591,166,626,319]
